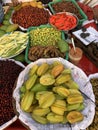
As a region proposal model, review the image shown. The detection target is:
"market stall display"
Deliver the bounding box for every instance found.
[25,24,69,63]
[48,0,87,26]
[11,4,51,30]
[13,58,95,130]
[0,0,98,130]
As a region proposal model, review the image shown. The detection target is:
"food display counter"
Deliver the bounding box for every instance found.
[0,0,98,130]
[4,52,98,130]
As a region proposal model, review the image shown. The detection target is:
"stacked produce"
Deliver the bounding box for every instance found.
[28,26,69,61]
[49,1,83,20]
[29,27,62,46]
[18,1,44,9]
[12,5,51,29]
[0,31,28,58]
[0,7,19,37]
[20,61,84,124]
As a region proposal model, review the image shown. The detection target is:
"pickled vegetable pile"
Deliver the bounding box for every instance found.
[49,12,77,31]
[29,27,62,46]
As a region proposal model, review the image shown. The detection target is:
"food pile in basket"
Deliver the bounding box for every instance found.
[20,61,84,124]
[13,58,95,130]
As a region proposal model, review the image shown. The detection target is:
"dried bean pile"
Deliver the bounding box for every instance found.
[0,60,24,126]
[52,1,82,20]
[12,6,51,28]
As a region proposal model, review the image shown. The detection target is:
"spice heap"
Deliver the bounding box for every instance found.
[51,1,82,20]
[12,5,51,28]
[78,2,94,20]
[0,60,24,126]
[87,78,98,130]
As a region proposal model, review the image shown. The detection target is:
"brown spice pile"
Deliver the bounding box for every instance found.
[12,6,50,28]
[52,1,82,19]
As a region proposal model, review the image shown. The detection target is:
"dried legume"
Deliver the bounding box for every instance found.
[12,6,51,28]
[51,1,82,20]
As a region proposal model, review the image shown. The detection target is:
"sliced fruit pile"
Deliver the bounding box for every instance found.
[20,61,84,124]
[14,1,44,10]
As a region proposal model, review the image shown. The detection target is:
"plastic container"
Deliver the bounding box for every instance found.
[25,24,69,64]
[69,47,83,65]
[48,0,87,26]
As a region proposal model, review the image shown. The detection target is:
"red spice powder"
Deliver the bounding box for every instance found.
[78,2,94,20]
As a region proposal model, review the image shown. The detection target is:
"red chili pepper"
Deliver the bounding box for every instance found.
[50,12,77,30]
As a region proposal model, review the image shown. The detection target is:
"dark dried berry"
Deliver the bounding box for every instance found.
[0,60,24,126]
